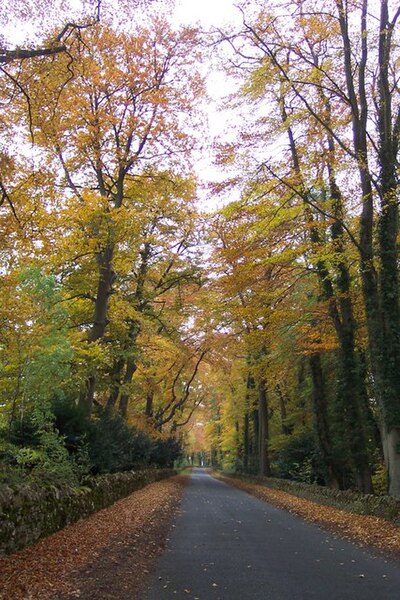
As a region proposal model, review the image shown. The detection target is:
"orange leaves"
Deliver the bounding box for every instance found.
[297,320,338,355]
[222,475,400,558]
[19,19,205,186]
[0,477,186,600]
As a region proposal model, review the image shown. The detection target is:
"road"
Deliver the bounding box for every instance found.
[143,469,400,600]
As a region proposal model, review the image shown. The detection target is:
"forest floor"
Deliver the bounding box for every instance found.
[0,475,188,600]
[1,471,399,600]
[217,474,400,559]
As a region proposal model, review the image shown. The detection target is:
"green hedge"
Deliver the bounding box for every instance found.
[222,472,400,525]
[0,468,174,555]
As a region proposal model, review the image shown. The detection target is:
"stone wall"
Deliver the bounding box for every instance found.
[224,473,400,524]
[0,468,174,555]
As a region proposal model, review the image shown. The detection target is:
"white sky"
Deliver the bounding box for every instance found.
[171,0,244,210]
[173,0,241,28]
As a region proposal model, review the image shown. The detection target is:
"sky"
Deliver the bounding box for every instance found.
[173,0,240,28]
[2,0,241,42]
[171,0,243,210]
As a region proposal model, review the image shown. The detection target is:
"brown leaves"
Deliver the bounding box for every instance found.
[220,475,400,558]
[0,476,187,600]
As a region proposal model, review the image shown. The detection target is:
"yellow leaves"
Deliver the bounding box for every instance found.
[108,296,142,332]
[292,292,339,355]
[241,58,278,99]
[298,323,338,354]
[14,18,204,191]
[75,339,110,370]
[214,142,237,166]
[0,151,16,181]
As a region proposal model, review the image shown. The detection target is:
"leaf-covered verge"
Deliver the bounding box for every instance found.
[0,467,175,555]
[0,475,188,600]
[219,472,400,525]
[218,474,400,558]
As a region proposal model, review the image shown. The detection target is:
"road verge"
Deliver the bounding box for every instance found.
[217,473,400,558]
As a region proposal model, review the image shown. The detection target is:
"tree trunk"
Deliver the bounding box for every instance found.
[309,353,341,489]
[335,0,400,496]
[242,373,255,472]
[318,171,372,490]
[118,358,138,418]
[276,384,292,435]
[376,19,400,492]
[252,407,259,473]
[145,390,154,417]
[337,330,373,493]
[243,410,249,472]
[79,242,115,415]
[297,359,307,427]
[235,420,240,467]
[383,428,400,497]
[258,378,271,477]
[106,357,125,408]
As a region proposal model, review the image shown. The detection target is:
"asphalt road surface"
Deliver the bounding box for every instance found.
[142,469,400,600]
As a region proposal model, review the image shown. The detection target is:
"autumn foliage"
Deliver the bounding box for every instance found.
[1,0,400,499]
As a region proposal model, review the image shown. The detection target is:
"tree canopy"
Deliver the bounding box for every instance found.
[1,0,400,498]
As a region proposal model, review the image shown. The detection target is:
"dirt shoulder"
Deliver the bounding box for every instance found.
[218,474,400,559]
[0,475,187,600]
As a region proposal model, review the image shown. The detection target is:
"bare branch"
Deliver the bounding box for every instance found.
[0,46,67,64]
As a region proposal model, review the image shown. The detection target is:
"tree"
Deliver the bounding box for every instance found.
[208,187,306,477]
[11,19,203,414]
[214,0,399,495]
[103,173,203,418]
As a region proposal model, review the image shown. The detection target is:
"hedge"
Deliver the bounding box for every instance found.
[0,468,174,555]
[222,472,400,525]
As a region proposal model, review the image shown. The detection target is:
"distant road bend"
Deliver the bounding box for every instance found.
[143,469,400,600]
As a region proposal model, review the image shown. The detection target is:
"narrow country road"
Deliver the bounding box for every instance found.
[143,469,400,600]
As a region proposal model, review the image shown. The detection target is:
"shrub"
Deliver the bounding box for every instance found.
[52,398,153,474]
[0,399,81,486]
[150,437,183,468]
[372,463,388,495]
[87,409,152,473]
[1,396,184,483]
[272,431,327,484]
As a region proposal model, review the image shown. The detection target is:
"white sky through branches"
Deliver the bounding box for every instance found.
[173,0,239,27]
[2,0,242,210]
[172,0,242,210]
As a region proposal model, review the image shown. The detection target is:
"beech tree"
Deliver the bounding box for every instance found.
[10,19,203,414]
[208,185,306,477]
[212,0,400,496]
[103,173,203,418]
